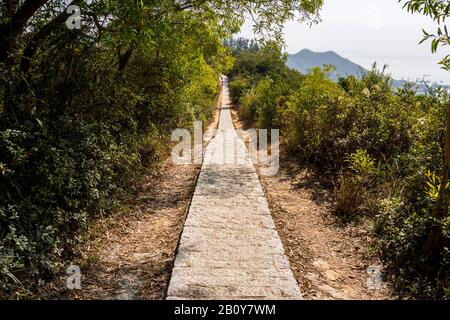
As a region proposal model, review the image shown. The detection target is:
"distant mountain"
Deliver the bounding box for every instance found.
[286,49,446,91]
[287,49,368,81]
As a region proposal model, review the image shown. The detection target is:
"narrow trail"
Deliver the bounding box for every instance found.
[166,77,301,300]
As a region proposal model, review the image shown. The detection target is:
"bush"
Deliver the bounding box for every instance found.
[228,44,450,298]
[0,12,226,297]
[374,196,450,298]
[229,75,250,104]
[334,149,379,219]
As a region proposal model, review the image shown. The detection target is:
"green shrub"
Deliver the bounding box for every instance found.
[0,17,225,298]
[334,150,380,219]
[229,75,250,104]
[229,44,450,298]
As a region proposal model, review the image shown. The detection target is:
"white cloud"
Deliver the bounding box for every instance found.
[237,0,450,83]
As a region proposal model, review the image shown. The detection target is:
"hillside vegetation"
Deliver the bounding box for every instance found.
[0,0,323,298]
[228,42,450,298]
[2,0,449,300]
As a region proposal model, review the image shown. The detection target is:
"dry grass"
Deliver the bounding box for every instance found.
[43,159,200,300]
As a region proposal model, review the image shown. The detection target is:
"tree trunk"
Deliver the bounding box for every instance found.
[118,48,133,73]
[0,0,50,62]
[0,26,15,63]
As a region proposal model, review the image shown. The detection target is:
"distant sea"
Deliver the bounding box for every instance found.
[332,50,450,85]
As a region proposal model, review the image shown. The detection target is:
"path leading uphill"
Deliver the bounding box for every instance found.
[166,77,302,300]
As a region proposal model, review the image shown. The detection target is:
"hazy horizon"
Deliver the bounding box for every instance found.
[238,0,450,84]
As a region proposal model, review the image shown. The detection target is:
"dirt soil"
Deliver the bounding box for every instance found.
[46,159,199,300]
[230,106,396,300]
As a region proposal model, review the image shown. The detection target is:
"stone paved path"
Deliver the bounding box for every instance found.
[166,77,302,300]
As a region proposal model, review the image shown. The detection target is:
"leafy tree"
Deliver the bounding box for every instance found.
[0,0,323,298]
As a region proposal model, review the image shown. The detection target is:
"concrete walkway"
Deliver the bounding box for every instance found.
[166,77,302,300]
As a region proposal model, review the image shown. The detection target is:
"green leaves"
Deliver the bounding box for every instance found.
[425,170,449,202]
[402,0,450,70]
[0,0,326,299]
[347,149,379,177]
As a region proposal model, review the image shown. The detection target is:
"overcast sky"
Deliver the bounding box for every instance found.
[238,0,450,84]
